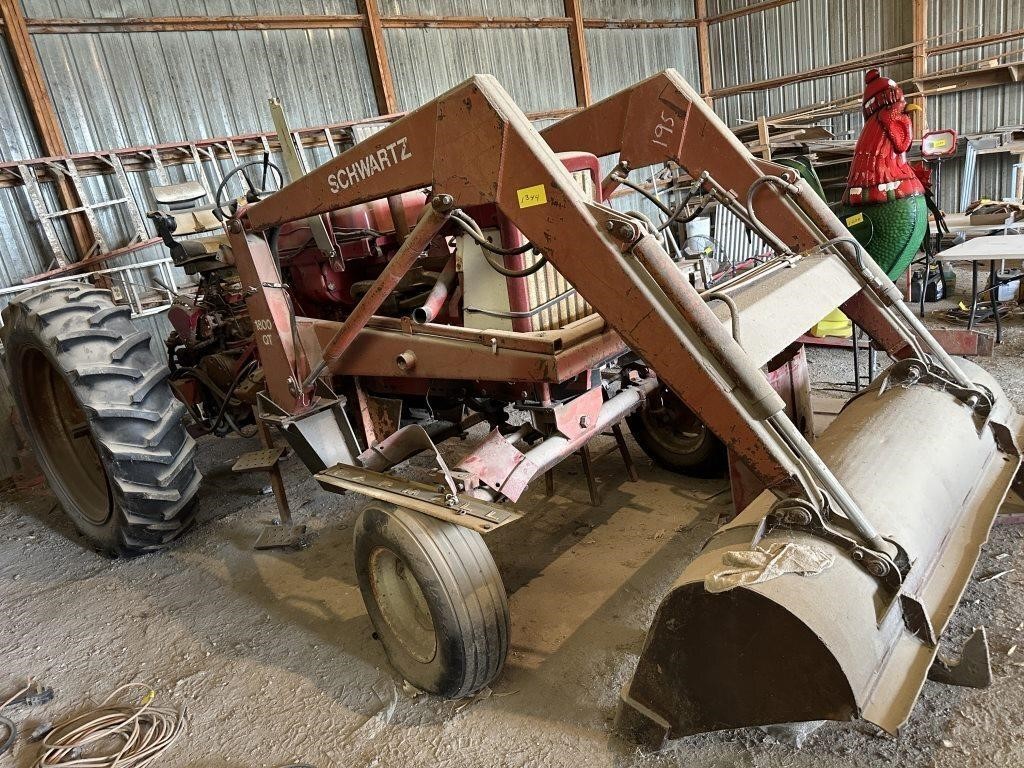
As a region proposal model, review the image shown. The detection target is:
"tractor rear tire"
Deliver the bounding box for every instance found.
[1,284,200,557]
[354,502,509,698]
[627,385,728,478]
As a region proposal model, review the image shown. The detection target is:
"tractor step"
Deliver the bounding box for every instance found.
[253,522,308,550]
[232,448,285,473]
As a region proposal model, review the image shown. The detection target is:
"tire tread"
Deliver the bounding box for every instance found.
[0,284,200,556]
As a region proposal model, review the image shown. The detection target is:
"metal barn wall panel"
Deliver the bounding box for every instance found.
[925,0,1024,211]
[708,0,1023,211]
[586,26,701,101]
[383,0,562,14]
[581,1,695,20]
[21,0,361,17]
[23,2,378,153]
[0,36,49,290]
[710,0,912,139]
[2,1,380,299]
[706,0,772,15]
[384,27,575,113]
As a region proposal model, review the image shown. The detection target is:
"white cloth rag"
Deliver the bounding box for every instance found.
[704,542,835,594]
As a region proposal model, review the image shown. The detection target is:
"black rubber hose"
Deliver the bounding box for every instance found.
[611,173,709,233]
[209,359,259,434]
[450,211,548,278]
[450,211,534,256]
[0,714,15,758]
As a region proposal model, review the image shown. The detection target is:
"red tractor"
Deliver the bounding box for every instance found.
[3,71,1018,746]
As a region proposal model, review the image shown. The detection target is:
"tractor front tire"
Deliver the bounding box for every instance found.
[627,385,728,478]
[1,284,200,556]
[354,502,509,698]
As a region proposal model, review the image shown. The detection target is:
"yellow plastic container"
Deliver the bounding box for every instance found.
[810,308,853,339]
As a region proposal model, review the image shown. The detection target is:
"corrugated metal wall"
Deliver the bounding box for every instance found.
[708,0,1023,211]
[1,0,712,301]
[711,0,913,140]
[385,26,574,112]
[0,34,47,290]
[2,0,384,313]
[927,0,1024,210]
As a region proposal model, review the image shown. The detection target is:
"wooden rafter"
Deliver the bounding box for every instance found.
[6,15,715,34]
[564,0,592,107]
[705,0,797,25]
[911,0,928,138]
[358,0,398,116]
[694,0,713,105]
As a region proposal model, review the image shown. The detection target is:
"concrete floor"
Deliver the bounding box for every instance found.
[2,296,1024,767]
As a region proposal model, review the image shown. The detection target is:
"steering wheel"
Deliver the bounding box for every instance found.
[214,155,284,220]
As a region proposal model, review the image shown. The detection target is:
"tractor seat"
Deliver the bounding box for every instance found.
[149,180,223,237]
[152,180,209,211]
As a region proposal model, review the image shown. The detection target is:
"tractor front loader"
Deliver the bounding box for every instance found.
[543,69,1024,744]
[2,70,1019,748]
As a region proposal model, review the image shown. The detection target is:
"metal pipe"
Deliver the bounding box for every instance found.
[743,174,801,252]
[767,411,887,552]
[412,255,457,324]
[301,194,454,389]
[465,287,578,319]
[705,291,741,344]
[700,172,791,255]
[387,194,411,240]
[817,236,927,362]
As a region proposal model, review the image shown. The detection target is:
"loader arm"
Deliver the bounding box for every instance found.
[232,75,825,496]
[539,69,938,362]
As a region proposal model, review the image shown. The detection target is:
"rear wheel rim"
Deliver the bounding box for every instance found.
[368,546,438,663]
[638,388,708,457]
[20,348,111,525]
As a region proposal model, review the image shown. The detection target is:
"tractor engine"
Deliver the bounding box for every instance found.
[276,191,434,318]
[166,268,261,436]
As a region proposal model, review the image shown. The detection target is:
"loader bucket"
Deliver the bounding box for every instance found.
[617,357,1022,749]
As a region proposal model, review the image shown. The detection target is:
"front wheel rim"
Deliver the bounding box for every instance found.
[368,546,438,664]
[638,388,709,457]
[19,348,111,525]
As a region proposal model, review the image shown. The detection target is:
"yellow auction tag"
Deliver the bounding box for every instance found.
[933,138,948,147]
[845,212,865,226]
[516,184,547,208]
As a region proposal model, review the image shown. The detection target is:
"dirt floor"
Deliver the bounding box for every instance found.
[2,280,1023,767]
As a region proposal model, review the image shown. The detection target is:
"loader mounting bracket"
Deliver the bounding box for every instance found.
[759,498,906,593]
[257,385,362,473]
[880,358,994,427]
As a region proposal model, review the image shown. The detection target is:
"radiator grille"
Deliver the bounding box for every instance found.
[523,169,594,331]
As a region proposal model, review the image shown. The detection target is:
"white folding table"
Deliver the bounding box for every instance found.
[937,234,1024,343]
